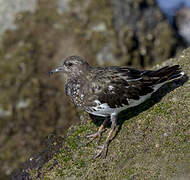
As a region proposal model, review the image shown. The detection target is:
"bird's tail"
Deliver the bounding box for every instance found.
[143,65,184,84]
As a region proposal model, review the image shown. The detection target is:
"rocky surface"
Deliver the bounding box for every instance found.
[176,8,190,46]
[0,1,80,179]
[111,0,182,67]
[0,0,37,36]
[0,0,187,179]
[12,48,190,180]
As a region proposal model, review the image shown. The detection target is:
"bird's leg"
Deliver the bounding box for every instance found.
[85,116,109,145]
[93,113,117,159]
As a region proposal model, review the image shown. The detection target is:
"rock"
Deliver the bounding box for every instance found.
[57,0,71,14]
[0,0,37,36]
[176,8,190,46]
[0,1,188,179]
[111,0,183,67]
[12,47,190,180]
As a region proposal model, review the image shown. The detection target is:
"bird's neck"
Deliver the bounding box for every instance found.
[66,70,90,84]
[69,66,92,79]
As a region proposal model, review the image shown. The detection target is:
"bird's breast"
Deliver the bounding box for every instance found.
[65,80,85,107]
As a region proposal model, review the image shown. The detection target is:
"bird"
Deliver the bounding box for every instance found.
[49,55,184,158]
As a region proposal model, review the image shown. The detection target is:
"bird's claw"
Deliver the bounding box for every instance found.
[85,129,106,145]
[92,142,109,159]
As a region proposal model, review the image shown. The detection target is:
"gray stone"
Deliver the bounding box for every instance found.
[0,0,37,36]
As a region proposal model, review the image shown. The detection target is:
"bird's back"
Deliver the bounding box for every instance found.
[84,65,183,116]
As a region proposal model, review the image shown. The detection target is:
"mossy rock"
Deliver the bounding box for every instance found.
[12,48,190,180]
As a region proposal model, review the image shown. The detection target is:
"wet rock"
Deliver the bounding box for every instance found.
[11,133,64,180]
[111,0,183,67]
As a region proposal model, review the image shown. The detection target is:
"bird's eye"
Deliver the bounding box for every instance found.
[67,62,73,67]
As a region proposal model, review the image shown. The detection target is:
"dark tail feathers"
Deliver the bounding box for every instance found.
[143,65,184,84]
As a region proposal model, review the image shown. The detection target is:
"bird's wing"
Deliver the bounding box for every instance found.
[89,67,156,108]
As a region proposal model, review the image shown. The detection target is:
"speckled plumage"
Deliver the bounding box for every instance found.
[49,55,184,158]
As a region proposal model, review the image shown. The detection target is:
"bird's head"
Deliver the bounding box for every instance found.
[49,56,91,78]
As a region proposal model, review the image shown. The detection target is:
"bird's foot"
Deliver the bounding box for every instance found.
[85,129,106,145]
[92,142,109,159]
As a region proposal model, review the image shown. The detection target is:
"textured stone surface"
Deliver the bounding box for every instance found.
[0,1,187,179]
[111,0,182,67]
[12,47,190,180]
[57,0,71,14]
[0,0,37,35]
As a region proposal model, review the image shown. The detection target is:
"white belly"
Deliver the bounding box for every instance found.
[86,82,166,117]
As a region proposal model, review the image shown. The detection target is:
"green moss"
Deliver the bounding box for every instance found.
[0,0,188,179]
[152,102,172,116]
[0,1,80,178]
[29,48,190,180]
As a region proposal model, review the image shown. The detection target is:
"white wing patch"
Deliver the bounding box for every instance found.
[127,77,142,81]
[87,92,153,117]
[108,85,114,91]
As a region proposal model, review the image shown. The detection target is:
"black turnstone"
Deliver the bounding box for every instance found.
[49,55,184,158]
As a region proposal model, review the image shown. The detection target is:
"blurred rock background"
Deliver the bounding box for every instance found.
[156,0,190,24]
[156,0,190,46]
[0,0,189,179]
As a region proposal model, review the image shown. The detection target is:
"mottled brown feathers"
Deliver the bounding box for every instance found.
[49,56,184,114]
